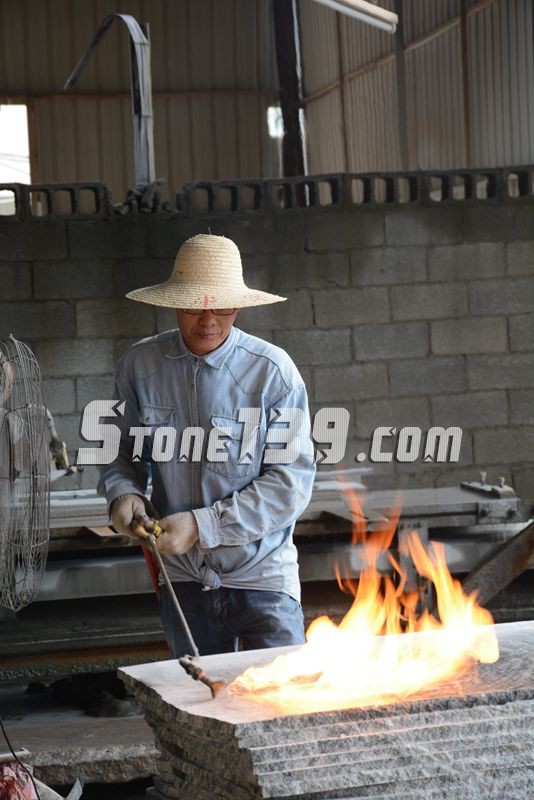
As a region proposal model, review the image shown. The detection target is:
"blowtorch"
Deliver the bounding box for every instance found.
[132,514,225,698]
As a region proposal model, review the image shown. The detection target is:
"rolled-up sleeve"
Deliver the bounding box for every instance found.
[193,383,316,549]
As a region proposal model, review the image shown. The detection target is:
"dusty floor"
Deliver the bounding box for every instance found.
[1,677,157,794]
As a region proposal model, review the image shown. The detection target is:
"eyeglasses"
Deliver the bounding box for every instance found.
[179,308,237,316]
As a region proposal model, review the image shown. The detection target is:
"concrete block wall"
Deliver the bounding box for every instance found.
[0,170,533,499]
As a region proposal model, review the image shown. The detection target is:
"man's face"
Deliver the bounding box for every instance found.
[175,309,239,356]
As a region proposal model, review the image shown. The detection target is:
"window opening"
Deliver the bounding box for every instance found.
[267,104,308,178]
[0,105,31,215]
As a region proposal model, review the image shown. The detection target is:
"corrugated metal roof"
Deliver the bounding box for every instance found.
[403,0,461,41]
[304,88,345,174]
[0,0,278,93]
[299,0,339,94]
[340,0,396,71]
[345,58,402,172]
[300,0,534,174]
[0,0,280,197]
[469,0,534,166]
[406,25,466,169]
[1,0,533,189]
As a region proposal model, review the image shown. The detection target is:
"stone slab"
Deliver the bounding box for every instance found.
[120,621,534,800]
[32,744,158,785]
[150,766,534,800]
[3,692,158,786]
[279,769,534,800]
[120,622,534,727]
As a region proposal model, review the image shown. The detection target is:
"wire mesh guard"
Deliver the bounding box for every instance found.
[0,335,50,611]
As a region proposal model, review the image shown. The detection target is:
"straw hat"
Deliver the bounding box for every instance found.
[126,234,286,309]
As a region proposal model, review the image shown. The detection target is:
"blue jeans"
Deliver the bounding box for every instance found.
[159,582,305,658]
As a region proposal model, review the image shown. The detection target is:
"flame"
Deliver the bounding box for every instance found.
[229,489,499,714]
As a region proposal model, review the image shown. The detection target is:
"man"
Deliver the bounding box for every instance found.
[98,234,316,657]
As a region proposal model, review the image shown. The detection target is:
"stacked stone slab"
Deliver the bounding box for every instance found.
[119,621,534,800]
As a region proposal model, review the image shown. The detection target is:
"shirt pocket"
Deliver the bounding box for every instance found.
[141,404,176,427]
[204,413,262,479]
[139,404,177,463]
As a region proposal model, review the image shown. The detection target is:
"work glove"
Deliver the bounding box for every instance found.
[156,511,199,556]
[110,493,150,540]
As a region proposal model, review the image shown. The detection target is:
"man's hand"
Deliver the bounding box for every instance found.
[110,493,150,540]
[156,511,199,555]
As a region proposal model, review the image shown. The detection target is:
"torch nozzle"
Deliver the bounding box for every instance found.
[178,655,226,698]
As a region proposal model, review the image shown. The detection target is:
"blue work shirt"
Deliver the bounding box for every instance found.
[97,326,316,601]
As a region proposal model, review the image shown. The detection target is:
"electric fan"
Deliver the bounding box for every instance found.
[0,335,50,612]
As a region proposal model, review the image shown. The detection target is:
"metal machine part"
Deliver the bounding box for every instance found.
[46,408,84,483]
[462,520,534,605]
[64,14,155,190]
[39,481,532,601]
[1,477,532,678]
[461,472,516,498]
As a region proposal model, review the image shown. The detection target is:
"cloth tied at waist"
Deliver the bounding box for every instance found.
[199,562,222,590]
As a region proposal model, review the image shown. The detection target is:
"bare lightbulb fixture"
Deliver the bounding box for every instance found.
[311,0,398,33]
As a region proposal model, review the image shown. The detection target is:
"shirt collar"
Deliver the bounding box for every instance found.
[165,325,239,369]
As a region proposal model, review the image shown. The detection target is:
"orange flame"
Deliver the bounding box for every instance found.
[229,490,499,714]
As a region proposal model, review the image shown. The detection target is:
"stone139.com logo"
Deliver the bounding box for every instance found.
[76,401,462,466]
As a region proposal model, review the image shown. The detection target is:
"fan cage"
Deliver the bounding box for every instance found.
[0,335,50,612]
